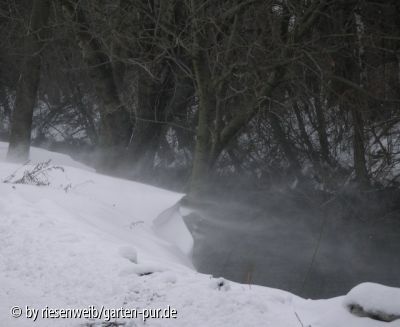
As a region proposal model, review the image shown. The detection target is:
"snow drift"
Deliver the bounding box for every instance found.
[0,143,399,327]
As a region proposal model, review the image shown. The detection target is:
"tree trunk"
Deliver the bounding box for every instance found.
[189,56,215,196]
[314,94,331,164]
[7,0,50,162]
[188,0,216,196]
[269,110,302,175]
[352,3,370,188]
[351,105,369,188]
[127,68,171,177]
[63,2,132,170]
[293,101,317,162]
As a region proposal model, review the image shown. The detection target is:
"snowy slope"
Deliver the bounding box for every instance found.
[0,143,399,327]
[0,142,94,172]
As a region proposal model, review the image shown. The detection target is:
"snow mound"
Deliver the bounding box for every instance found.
[344,282,400,322]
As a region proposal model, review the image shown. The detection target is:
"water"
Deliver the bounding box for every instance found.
[184,197,400,299]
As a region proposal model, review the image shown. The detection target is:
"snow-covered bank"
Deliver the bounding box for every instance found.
[0,143,399,327]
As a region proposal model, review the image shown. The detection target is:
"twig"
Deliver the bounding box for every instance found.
[300,206,328,295]
[294,311,305,327]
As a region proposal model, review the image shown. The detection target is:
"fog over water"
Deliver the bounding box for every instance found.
[184,195,400,299]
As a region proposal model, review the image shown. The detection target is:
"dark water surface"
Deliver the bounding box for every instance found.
[183,198,400,299]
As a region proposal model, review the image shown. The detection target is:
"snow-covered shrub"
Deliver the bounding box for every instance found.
[3,160,64,186]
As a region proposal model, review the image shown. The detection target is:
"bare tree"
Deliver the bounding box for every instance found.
[7,0,50,162]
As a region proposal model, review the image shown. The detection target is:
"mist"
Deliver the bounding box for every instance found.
[182,185,400,299]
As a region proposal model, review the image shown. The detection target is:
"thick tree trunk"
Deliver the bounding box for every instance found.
[127,68,171,176]
[63,2,132,170]
[189,68,284,196]
[189,56,215,196]
[188,0,216,196]
[352,4,370,188]
[7,0,50,162]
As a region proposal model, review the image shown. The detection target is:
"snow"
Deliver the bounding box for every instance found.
[344,283,400,319]
[154,203,194,257]
[0,142,399,327]
[0,142,93,172]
